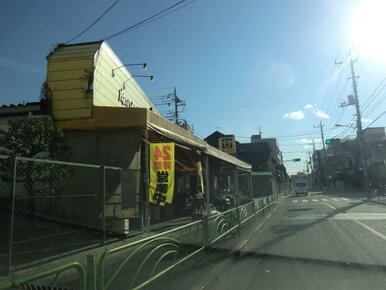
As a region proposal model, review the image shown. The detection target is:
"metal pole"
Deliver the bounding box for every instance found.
[320,121,325,151]
[174,87,179,125]
[234,167,239,205]
[249,172,253,201]
[144,129,151,233]
[100,165,106,245]
[203,154,210,246]
[349,53,369,194]
[204,154,210,216]
[86,255,97,290]
[6,155,17,274]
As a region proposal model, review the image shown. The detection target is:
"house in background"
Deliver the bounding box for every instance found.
[205,131,288,196]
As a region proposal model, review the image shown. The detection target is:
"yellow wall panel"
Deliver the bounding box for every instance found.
[48,58,93,72]
[48,79,87,91]
[49,89,87,101]
[52,98,92,111]
[47,70,86,82]
[52,108,92,120]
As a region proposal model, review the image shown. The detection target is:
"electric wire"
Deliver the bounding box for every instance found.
[65,0,121,44]
[103,0,200,41]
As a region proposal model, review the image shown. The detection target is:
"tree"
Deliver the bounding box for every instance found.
[0,118,71,196]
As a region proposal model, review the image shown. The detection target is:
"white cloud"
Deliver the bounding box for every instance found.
[268,62,295,87]
[283,111,305,120]
[362,118,372,123]
[304,104,313,109]
[313,109,330,119]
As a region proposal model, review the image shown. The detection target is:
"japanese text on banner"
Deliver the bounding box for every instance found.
[149,143,175,206]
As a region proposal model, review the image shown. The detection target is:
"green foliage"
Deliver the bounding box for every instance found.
[0,118,69,158]
[0,118,72,195]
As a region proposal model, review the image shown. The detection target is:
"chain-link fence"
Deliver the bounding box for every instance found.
[0,155,141,275]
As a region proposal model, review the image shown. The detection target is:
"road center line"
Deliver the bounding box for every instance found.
[322,202,386,242]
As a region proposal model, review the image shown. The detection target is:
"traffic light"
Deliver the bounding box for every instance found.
[291,158,301,162]
[325,138,340,145]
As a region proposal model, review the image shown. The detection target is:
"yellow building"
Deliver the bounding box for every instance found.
[43,41,252,233]
[46,40,160,121]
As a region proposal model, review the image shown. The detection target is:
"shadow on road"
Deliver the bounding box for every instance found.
[235,251,386,273]
[251,199,369,252]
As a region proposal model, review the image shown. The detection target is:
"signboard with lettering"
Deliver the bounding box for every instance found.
[219,136,236,154]
[149,143,175,206]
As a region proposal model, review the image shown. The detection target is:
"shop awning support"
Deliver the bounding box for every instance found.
[249,172,253,200]
[144,129,151,234]
[234,167,239,206]
[204,154,211,216]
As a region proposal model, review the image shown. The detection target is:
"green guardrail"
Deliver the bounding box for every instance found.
[0,262,86,290]
[1,194,279,290]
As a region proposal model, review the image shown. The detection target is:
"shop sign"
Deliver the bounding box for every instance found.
[219,136,236,154]
[149,143,175,206]
[118,88,134,108]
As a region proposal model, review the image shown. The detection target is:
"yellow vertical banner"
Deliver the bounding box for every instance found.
[149,143,175,206]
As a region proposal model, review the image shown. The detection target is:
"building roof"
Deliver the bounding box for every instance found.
[55,106,252,170]
[0,102,46,117]
[238,142,271,153]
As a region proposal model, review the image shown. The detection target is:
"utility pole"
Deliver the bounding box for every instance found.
[173,87,179,125]
[337,52,369,193]
[314,121,326,151]
[314,123,326,189]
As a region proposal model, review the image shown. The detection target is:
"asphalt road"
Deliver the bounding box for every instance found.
[147,192,386,290]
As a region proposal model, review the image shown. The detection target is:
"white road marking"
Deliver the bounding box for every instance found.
[302,200,308,202]
[331,198,339,201]
[321,202,386,242]
[292,200,298,203]
[312,199,319,202]
[322,199,328,201]
[341,198,350,201]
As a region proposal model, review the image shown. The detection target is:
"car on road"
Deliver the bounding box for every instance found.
[295,182,308,196]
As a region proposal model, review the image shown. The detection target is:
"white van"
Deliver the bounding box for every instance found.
[295,182,308,196]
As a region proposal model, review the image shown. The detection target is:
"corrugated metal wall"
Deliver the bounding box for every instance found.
[46,42,101,120]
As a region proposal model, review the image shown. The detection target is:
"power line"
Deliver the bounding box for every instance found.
[65,0,121,44]
[363,91,386,120]
[121,0,201,34]
[365,110,386,128]
[234,128,336,140]
[103,0,200,41]
[361,77,386,114]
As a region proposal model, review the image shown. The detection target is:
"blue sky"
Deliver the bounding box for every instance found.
[1,0,385,174]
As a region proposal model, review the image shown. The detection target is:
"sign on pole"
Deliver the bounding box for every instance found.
[149,143,175,206]
[219,136,236,154]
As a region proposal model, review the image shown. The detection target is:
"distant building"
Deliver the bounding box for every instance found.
[205,131,288,196]
[313,128,386,192]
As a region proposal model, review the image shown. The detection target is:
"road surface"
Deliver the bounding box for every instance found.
[148,191,386,290]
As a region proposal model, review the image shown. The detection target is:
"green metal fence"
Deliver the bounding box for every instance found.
[0,194,278,290]
[0,153,279,290]
[0,154,141,276]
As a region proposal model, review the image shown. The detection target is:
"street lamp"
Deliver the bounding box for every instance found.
[122,75,154,89]
[112,63,147,77]
[335,123,356,128]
